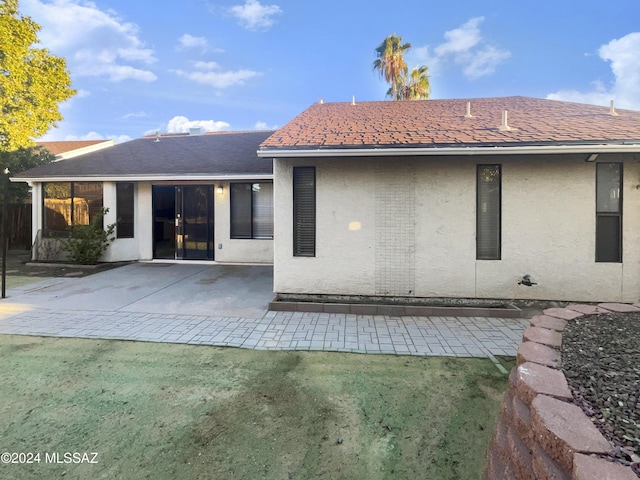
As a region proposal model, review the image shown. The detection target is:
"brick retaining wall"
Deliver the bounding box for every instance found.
[484,303,639,480]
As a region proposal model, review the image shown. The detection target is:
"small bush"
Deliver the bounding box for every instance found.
[61,208,116,265]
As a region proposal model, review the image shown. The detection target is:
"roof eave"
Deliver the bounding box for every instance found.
[258,143,640,158]
[11,173,274,183]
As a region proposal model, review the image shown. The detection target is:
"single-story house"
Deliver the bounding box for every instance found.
[257,96,640,303]
[14,96,640,303]
[13,130,275,264]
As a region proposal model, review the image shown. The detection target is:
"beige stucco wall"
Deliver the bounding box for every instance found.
[273,153,640,302]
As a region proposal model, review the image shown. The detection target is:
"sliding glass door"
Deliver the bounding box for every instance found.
[152,185,214,260]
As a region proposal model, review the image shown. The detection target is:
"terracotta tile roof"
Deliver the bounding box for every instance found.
[37,140,111,156]
[260,96,640,150]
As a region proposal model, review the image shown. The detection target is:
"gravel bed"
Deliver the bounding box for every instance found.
[561,312,640,476]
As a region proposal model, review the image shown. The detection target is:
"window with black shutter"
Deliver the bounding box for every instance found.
[596,163,622,262]
[476,165,501,260]
[293,166,316,257]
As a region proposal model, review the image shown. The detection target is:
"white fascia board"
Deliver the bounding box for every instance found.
[10,174,274,183]
[257,143,640,158]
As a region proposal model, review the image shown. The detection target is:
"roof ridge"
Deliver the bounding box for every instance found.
[143,129,277,139]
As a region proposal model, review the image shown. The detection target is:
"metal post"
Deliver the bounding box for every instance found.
[1,167,9,299]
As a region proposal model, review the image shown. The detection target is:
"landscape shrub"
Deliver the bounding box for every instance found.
[60,208,115,264]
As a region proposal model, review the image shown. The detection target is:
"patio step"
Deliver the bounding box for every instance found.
[269,299,524,318]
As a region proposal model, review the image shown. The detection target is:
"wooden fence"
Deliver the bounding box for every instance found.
[1,204,32,249]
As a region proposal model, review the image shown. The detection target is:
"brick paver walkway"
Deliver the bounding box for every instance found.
[0,305,529,358]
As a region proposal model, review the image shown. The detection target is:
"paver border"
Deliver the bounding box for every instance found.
[484,302,639,480]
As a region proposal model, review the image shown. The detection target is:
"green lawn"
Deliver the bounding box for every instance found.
[0,335,513,480]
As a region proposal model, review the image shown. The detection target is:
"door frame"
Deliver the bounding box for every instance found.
[151,184,215,260]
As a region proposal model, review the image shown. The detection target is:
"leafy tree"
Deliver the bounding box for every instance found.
[374,34,430,100]
[0,146,55,202]
[402,65,431,100]
[373,34,411,101]
[0,0,75,152]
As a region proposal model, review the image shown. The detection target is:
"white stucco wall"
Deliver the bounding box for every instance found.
[30,182,42,247]
[273,154,640,302]
[213,181,274,264]
[105,181,273,264]
[31,180,272,264]
[103,182,153,262]
[136,182,154,260]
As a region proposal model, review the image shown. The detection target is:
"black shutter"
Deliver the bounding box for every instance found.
[293,167,316,256]
[116,183,135,238]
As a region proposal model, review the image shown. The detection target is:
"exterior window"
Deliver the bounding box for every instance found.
[293,166,316,257]
[230,182,273,239]
[43,182,103,237]
[596,163,622,262]
[116,183,135,238]
[477,165,501,260]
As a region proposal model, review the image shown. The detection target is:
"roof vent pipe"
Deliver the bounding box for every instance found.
[610,100,618,116]
[464,101,474,118]
[351,96,356,105]
[498,110,511,131]
[155,131,160,142]
[318,98,323,104]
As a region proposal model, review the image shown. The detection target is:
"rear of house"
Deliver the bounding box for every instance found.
[15,131,275,265]
[259,97,640,302]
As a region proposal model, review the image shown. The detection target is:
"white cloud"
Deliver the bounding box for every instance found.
[434,17,483,56]
[22,0,157,82]
[229,0,282,31]
[547,32,640,110]
[176,34,223,54]
[172,61,260,88]
[174,69,259,88]
[178,34,208,49]
[110,135,133,144]
[193,61,220,70]
[254,121,277,130]
[463,45,511,80]
[166,116,231,133]
[411,17,510,80]
[55,88,90,111]
[44,131,131,144]
[122,111,148,119]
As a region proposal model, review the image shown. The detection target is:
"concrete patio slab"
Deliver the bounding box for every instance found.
[0,263,530,358]
[5,262,274,319]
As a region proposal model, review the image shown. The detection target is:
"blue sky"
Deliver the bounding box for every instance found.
[20,0,640,143]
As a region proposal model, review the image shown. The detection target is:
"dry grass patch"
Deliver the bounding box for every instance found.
[0,336,512,479]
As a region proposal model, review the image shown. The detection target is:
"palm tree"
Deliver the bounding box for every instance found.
[373,34,411,100]
[402,65,430,100]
